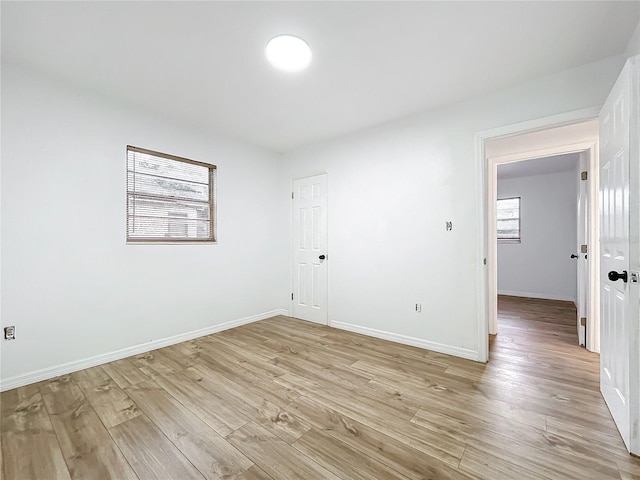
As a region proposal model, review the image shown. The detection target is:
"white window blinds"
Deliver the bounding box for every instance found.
[127,146,216,242]
[497,197,520,241]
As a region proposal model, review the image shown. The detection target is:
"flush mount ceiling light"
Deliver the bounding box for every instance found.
[266,34,312,72]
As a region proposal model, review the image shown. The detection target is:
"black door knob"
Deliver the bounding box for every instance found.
[570,254,578,259]
[319,255,326,260]
[608,270,628,283]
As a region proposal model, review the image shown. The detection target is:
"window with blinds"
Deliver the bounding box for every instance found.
[497,196,520,242]
[127,146,216,242]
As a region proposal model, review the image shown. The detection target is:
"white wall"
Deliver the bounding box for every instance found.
[497,170,578,303]
[626,20,640,58]
[0,63,289,386]
[282,55,625,359]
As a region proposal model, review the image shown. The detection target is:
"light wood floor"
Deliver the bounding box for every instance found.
[2,297,639,479]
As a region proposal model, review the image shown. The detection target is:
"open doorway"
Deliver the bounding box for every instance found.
[479,117,600,362]
[494,153,582,357]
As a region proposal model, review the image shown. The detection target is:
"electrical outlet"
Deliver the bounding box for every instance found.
[416,303,422,313]
[4,326,15,340]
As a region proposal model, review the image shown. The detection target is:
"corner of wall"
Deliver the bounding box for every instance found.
[0,308,288,392]
[626,20,640,59]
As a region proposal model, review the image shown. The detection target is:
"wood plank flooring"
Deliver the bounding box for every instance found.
[2,296,639,479]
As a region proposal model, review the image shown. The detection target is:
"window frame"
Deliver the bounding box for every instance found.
[126,145,217,244]
[497,196,521,244]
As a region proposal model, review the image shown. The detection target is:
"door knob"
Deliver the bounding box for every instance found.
[570,254,578,259]
[319,255,326,260]
[608,270,628,283]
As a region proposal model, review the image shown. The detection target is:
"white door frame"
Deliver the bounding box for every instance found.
[475,107,601,362]
[488,142,598,343]
[576,150,590,347]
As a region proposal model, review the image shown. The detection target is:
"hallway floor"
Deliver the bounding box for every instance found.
[494,295,639,478]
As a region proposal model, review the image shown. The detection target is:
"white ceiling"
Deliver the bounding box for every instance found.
[497,153,580,180]
[2,1,638,153]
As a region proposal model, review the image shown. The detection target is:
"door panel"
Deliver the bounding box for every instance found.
[292,174,328,324]
[599,57,638,453]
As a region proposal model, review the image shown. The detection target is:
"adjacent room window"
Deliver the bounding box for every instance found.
[126,146,216,242]
[497,196,520,242]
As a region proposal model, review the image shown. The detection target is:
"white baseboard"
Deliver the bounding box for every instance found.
[498,290,576,304]
[330,321,479,362]
[0,309,288,392]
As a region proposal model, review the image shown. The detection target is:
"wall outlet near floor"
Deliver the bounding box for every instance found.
[415,303,422,313]
[4,326,15,340]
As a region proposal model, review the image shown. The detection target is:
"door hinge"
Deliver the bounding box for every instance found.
[291,293,294,300]
[580,244,587,254]
[483,258,487,265]
[291,192,294,199]
[580,317,587,327]
[581,171,588,181]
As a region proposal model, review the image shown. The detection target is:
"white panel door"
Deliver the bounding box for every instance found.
[599,56,639,453]
[292,174,328,325]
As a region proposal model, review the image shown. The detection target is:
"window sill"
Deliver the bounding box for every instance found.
[126,241,218,245]
[498,238,521,244]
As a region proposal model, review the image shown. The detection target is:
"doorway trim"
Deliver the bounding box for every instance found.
[475,107,601,363]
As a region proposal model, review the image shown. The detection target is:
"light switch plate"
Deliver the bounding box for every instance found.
[4,326,15,340]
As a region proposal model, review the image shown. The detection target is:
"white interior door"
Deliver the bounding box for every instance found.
[576,151,589,347]
[292,174,328,325]
[599,56,639,454]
